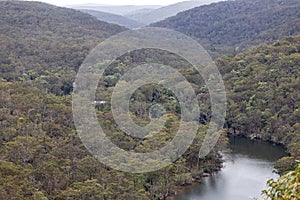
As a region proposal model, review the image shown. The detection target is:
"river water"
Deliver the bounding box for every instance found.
[175,136,287,200]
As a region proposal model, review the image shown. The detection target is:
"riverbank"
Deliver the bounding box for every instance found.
[168,135,287,200]
[163,154,224,200]
[227,132,298,174]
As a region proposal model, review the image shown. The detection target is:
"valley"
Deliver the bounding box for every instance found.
[0,0,299,199]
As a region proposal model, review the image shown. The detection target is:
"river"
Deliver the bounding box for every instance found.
[174,136,287,200]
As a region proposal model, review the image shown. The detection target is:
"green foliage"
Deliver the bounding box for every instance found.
[0,1,126,95]
[0,1,299,199]
[218,35,300,161]
[274,157,298,175]
[262,162,300,200]
[152,0,300,57]
[0,78,225,199]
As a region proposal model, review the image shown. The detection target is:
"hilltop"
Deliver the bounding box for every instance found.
[152,0,300,55]
[0,1,127,95]
[126,0,221,25]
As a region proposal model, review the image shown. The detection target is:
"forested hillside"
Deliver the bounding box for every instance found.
[0,2,226,199]
[0,1,126,95]
[0,0,299,199]
[152,0,300,56]
[0,78,227,199]
[219,35,300,172]
[125,0,221,25]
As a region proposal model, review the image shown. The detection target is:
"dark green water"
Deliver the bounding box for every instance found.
[175,136,287,200]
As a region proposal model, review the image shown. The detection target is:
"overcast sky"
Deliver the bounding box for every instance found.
[30,0,190,6]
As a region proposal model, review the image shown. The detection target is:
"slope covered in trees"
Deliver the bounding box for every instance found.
[0,1,299,199]
[152,0,300,56]
[0,78,227,199]
[0,1,226,199]
[218,35,300,171]
[125,0,221,25]
[0,1,127,95]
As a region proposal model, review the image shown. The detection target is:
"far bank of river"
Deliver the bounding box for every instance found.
[173,136,287,200]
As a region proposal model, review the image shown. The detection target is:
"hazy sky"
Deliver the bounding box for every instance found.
[31,0,190,6]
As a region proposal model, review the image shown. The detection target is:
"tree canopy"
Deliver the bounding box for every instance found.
[152,0,300,57]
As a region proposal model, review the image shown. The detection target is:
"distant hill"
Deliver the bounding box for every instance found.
[126,0,222,25]
[80,9,144,29]
[152,0,300,55]
[124,8,156,18]
[0,1,127,95]
[66,4,161,15]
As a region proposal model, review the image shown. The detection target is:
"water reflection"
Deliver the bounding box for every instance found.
[175,136,287,200]
[229,136,286,161]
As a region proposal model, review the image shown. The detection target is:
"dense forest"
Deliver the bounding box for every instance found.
[124,0,220,25]
[0,1,126,95]
[0,77,228,199]
[0,0,299,199]
[152,0,300,57]
[0,1,226,199]
[219,35,300,173]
